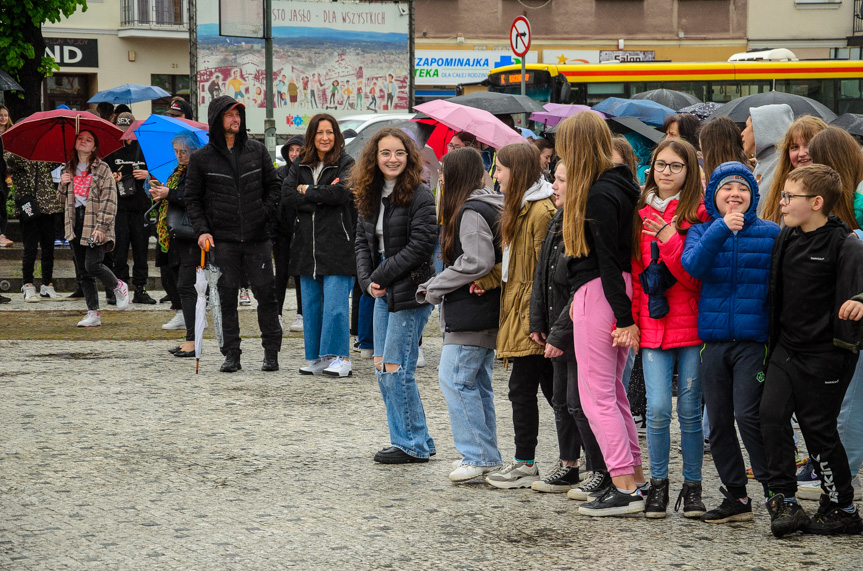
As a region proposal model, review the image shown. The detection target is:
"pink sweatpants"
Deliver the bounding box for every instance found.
[572,275,642,478]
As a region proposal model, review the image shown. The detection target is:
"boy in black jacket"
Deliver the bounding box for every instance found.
[761,164,863,538]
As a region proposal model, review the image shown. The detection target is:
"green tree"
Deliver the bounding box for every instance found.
[0,0,89,119]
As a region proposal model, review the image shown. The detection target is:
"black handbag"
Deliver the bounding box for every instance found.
[166,203,196,240]
[443,285,501,332]
[15,194,40,220]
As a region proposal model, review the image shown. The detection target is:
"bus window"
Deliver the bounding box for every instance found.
[488,69,553,102]
[709,81,771,103]
[774,78,834,110]
[586,82,625,106]
[839,79,863,114]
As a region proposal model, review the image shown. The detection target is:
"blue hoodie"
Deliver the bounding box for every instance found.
[681,161,780,343]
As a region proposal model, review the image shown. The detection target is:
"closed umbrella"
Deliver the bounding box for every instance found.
[710,91,837,123]
[444,91,546,114]
[1,109,124,163]
[632,89,702,111]
[88,84,171,105]
[530,103,604,128]
[413,100,524,149]
[639,241,677,319]
[203,244,224,350]
[592,97,676,127]
[0,69,23,92]
[134,114,209,183]
[194,249,209,374]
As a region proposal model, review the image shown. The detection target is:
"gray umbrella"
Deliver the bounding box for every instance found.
[632,89,701,111]
[0,69,23,92]
[203,247,224,349]
[443,91,546,115]
[711,91,837,123]
[831,113,863,137]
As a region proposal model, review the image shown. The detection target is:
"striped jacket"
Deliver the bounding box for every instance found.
[58,158,118,251]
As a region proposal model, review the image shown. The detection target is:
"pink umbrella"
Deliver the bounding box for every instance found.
[529,104,605,128]
[413,100,524,150]
[120,116,209,141]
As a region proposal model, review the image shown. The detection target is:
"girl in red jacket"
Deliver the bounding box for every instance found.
[631,139,711,519]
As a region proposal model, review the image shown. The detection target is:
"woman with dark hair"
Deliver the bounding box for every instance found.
[353,127,438,464]
[663,114,701,150]
[698,116,751,183]
[473,143,557,490]
[149,131,203,353]
[0,105,13,248]
[283,113,356,377]
[58,130,130,326]
[417,147,505,482]
[808,126,862,229]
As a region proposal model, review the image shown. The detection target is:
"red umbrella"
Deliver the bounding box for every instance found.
[120,116,209,141]
[1,109,125,163]
[411,118,454,160]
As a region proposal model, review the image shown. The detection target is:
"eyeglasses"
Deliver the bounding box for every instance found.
[653,160,686,174]
[780,192,817,203]
[446,142,464,150]
[379,150,407,159]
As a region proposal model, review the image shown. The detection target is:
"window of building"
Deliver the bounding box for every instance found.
[151,73,191,114]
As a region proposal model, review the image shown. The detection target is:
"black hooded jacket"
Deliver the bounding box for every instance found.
[530,209,575,361]
[184,96,280,243]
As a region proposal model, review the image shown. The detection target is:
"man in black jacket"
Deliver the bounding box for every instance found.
[185,96,282,372]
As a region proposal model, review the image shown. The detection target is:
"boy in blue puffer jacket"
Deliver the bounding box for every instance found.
[682,161,780,524]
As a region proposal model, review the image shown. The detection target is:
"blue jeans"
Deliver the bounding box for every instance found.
[357,293,375,350]
[438,344,502,467]
[839,355,863,478]
[300,274,353,361]
[621,348,636,393]
[642,345,703,482]
[373,296,435,458]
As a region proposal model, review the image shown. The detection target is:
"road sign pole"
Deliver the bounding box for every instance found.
[520,57,526,98]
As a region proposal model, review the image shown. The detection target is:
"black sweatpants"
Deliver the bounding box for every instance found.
[508,354,554,461]
[761,344,858,506]
[21,212,60,285]
[112,208,151,288]
[273,233,301,316]
[701,341,769,499]
[214,240,281,355]
[553,359,606,472]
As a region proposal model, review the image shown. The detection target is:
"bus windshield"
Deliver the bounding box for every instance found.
[488,68,553,102]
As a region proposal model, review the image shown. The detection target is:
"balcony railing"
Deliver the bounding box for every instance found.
[122,0,188,30]
[856,0,863,34]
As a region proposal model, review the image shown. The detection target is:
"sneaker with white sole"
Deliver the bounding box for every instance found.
[578,486,645,517]
[531,462,581,493]
[77,310,101,327]
[162,311,186,330]
[239,288,251,306]
[289,314,304,332]
[113,280,130,310]
[322,356,352,377]
[799,477,862,502]
[567,470,612,500]
[417,346,426,368]
[40,284,60,299]
[278,315,284,332]
[485,461,540,489]
[299,358,333,376]
[450,462,499,483]
[22,284,39,303]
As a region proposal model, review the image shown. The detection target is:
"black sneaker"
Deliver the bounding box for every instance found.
[106,290,116,305]
[645,478,669,519]
[804,494,863,535]
[531,463,580,493]
[567,470,612,500]
[765,493,810,538]
[675,481,707,518]
[67,288,84,300]
[578,486,645,517]
[261,349,279,372]
[0,294,10,304]
[700,487,754,523]
[133,286,157,305]
[220,350,242,373]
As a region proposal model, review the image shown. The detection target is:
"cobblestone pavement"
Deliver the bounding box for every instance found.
[1,303,861,569]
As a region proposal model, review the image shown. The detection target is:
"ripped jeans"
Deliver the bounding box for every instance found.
[373,295,435,458]
[642,345,704,482]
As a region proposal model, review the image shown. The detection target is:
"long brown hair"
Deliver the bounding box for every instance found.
[699,116,750,182]
[632,139,703,261]
[439,147,486,265]
[497,143,542,246]
[351,128,424,219]
[761,115,828,223]
[612,136,638,180]
[809,126,862,229]
[557,112,614,258]
[301,113,344,167]
[66,129,99,174]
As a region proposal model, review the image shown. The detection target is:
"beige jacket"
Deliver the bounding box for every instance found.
[58,158,118,251]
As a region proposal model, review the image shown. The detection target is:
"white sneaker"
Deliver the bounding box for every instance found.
[278,315,284,332]
[22,284,39,303]
[322,356,352,377]
[289,314,304,332]
[798,477,862,501]
[40,284,60,299]
[299,358,333,376]
[239,288,251,306]
[77,310,101,327]
[416,346,426,368]
[162,311,186,330]
[450,462,498,483]
[485,461,540,489]
[113,280,130,310]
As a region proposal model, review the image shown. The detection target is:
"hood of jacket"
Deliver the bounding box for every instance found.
[705,161,760,227]
[750,103,794,159]
[466,186,505,210]
[207,96,248,151]
[598,164,642,204]
[521,177,554,209]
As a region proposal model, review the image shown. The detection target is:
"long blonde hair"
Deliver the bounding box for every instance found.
[557,112,614,258]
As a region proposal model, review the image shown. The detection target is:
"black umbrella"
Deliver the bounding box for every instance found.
[678,101,724,121]
[830,113,863,137]
[632,89,701,111]
[444,91,546,115]
[0,69,23,92]
[711,91,837,123]
[639,241,677,319]
[344,120,436,160]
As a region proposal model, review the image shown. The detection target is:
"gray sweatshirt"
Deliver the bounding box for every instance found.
[416,187,504,349]
[751,103,794,214]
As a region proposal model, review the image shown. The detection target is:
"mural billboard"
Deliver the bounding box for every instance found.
[196,0,411,134]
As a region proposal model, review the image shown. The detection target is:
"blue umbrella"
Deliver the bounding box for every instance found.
[134,114,208,183]
[639,241,677,319]
[593,97,676,127]
[88,84,171,105]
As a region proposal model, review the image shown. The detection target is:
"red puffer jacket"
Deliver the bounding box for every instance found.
[632,198,710,349]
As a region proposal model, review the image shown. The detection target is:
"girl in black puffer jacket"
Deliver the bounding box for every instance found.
[354,127,438,464]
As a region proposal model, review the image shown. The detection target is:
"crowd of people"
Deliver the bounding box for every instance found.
[2,96,862,538]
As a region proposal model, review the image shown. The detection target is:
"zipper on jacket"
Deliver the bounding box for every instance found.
[730,234,737,341]
[311,211,317,279]
[340,212,350,241]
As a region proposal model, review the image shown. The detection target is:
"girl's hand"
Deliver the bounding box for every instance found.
[612,324,640,352]
[839,300,863,321]
[469,282,486,296]
[529,332,546,346]
[642,213,676,243]
[370,282,387,298]
[60,172,72,184]
[91,230,105,245]
[149,183,168,201]
[544,343,563,359]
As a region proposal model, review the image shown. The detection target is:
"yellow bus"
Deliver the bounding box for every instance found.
[487,60,863,114]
